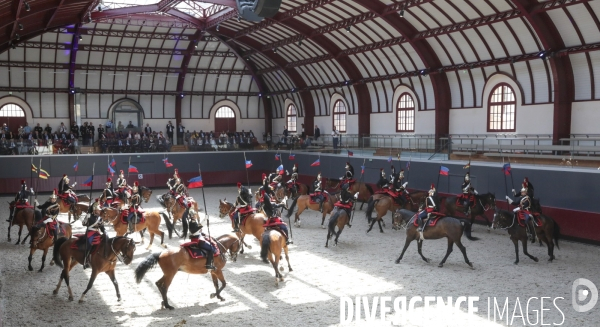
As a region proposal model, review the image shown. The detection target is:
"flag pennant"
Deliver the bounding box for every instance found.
[288,154,295,160]
[361,166,365,174]
[162,158,174,168]
[406,161,411,171]
[348,151,353,157]
[387,156,392,163]
[82,176,93,187]
[276,164,284,172]
[188,176,204,189]
[73,162,79,172]
[39,168,50,179]
[245,160,253,169]
[31,164,38,172]
[110,158,116,167]
[463,160,471,170]
[502,163,511,175]
[108,165,115,176]
[128,165,139,173]
[439,166,450,176]
[275,154,281,160]
[311,159,320,167]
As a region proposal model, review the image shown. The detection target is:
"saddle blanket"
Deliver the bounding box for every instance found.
[517,211,542,227]
[413,212,445,227]
[229,209,255,226]
[15,204,34,210]
[70,232,103,250]
[334,201,353,210]
[265,226,288,240]
[120,210,146,224]
[181,239,220,259]
[58,193,78,204]
[309,193,328,204]
[341,179,356,188]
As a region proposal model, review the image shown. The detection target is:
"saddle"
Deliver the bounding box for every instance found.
[104,198,121,208]
[70,232,103,251]
[120,210,146,225]
[13,201,33,210]
[229,207,256,226]
[58,193,78,205]
[181,239,220,259]
[413,212,445,227]
[517,211,542,227]
[269,182,279,189]
[287,181,299,190]
[456,194,475,207]
[309,192,328,204]
[265,226,288,240]
[334,201,353,210]
[341,179,356,188]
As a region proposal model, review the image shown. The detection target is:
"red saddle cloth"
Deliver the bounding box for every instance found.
[287,182,299,190]
[341,179,356,188]
[375,189,401,198]
[334,201,353,210]
[57,193,78,205]
[119,209,146,224]
[413,212,445,227]
[70,232,103,250]
[309,193,328,204]
[456,194,475,206]
[15,203,34,210]
[105,198,121,207]
[263,217,285,228]
[517,211,542,227]
[270,182,279,189]
[181,239,220,259]
[229,206,256,226]
[45,221,58,237]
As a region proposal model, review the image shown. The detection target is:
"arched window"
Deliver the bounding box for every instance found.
[333,100,346,133]
[215,106,235,118]
[396,93,415,132]
[286,104,297,133]
[0,104,25,117]
[488,84,516,132]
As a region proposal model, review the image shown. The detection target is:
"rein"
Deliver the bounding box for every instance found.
[494,212,515,230]
[111,238,134,264]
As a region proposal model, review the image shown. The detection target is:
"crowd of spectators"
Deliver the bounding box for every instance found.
[185,129,258,151]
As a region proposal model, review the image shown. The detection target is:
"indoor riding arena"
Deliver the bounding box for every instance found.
[1,1,599,326]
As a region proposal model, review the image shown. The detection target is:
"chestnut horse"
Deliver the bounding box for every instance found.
[163,195,199,238]
[325,208,352,247]
[260,229,292,286]
[444,192,497,237]
[492,208,560,264]
[134,233,239,309]
[52,198,87,223]
[326,179,373,210]
[285,193,336,228]
[29,215,72,272]
[7,202,35,244]
[218,199,266,254]
[99,206,173,249]
[283,182,310,199]
[52,236,136,303]
[365,191,427,228]
[392,209,475,269]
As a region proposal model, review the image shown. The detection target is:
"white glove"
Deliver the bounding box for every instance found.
[402,182,408,188]
[72,182,77,187]
[513,208,519,213]
[34,200,39,206]
[30,188,34,194]
[286,170,289,175]
[248,188,251,193]
[505,195,510,201]
[354,193,359,199]
[474,190,478,195]
[339,177,343,180]
[511,189,515,193]
[277,183,281,188]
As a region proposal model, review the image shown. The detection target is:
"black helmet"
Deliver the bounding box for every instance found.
[262,193,275,217]
[188,218,203,235]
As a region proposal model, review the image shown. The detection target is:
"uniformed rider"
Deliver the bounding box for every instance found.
[58,174,77,204]
[287,164,299,186]
[506,187,535,242]
[417,184,438,232]
[260,173,276,199]
[15,179,34,204]
[104,178,115,201]
[188,219,216,270]
[460,172,478,216]
[83,199,105,269]
[233,182,252,232]
[167,169,181,195]
[116,170,130,201]
[36,189,58,217]
[341,162,354,182]
[126,194,143,233]
[376,168,388,189]
[313,172,325,213]
[262,193,291,245]
[33,203,60,243]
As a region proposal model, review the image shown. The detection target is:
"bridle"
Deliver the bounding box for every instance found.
[492,211,515,230]
[111,237,135,264]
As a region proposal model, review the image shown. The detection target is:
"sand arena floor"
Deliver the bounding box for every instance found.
[0,186,599,327]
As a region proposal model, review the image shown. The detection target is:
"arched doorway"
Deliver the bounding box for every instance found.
[0,104,27,134]
[107,99,144,131]
[214,106,236,133]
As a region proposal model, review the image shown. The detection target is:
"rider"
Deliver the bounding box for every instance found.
[286,164,299,190]
[312,172,325,213]
[15,179,34,204]
[131,181,139,196]
[376,168,388,189]
[188,218,217,270]
[337,182,358,226]
[33,203,60,243]
[417,184,438,232]
[391,169,409,206]
[506,187,534,242]
[460,172,478,216]
[521,177,534,198]
[126,194,143,233]
[58,174,77,204]
[104,178,115,201]
[262,193,292,245]
[174,183,188,209]
[83,199,105,269]
[37,189,58,217]
[341,162,354,185]
[167,169,181,196]
[260,173,276,199]
[116,170,130,201]
[232,182,252,232]
[389,165,397,187]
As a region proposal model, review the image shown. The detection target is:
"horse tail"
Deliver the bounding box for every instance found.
[286,196,299,218]
[458,218,480,241]
[365,197,377,220]
[161,212,174,239]
[52,237,68,268]
[304,183,311,194]
[182,213,189,238]
[553,220,560,250]
[328,209,340,235]
[135,252,160,283]
[34,209,42,223]
[260,232,271,263]
[364,183,374,196]
[156,195,166,208]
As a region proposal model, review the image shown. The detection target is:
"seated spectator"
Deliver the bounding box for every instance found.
[126,121,135,128]
[117,121,124,131]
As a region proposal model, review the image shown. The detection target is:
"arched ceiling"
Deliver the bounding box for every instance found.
[1,0,600,137]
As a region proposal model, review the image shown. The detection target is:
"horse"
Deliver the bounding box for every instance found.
[260,229,292,286]
[364,191,427,228]
[138,186,153,203]
[284,182,310,199]
[391,209,475,269]
[491,208,560,264]
[29,214,72,272]
[99,206,173,250]
[163,195,200,238]
[7,202,35,244]
[52,236,136,303]
[325,207,352,247]
[134,233,238,310]
[53,197,87,223]
[215,233,242,262]
[444,192,497,236]
[285,193,336,228]
[326,179,373,210]
[218,199,267,254]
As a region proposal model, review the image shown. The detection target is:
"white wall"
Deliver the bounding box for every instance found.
[571,101,600,134]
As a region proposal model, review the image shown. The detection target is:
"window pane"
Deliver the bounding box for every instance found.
[215,106,234,118]
[0,104,25,117]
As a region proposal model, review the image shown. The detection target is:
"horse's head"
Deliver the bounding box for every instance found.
[531,198,543,214]
[140,186,152,203]
[219,198,233,218]
[218,233,241,262]
[491,208,511,230]
[100,207,119,223]
[118,237,137,265]
[483,192,496,210]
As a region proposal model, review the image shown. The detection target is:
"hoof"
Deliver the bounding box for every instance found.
[162,244,168,248]
[279,266,284,272]
[50,260,55,266]
[533,257,539,262]
[468,263,475,270]
[28,266,33,271]
[279,277,284,282]
[7,238,11,242]
[321,225,325,229]
[53,290,58,295]
[21,240,26,245]
[325,244,328,248]
[210,293,216,299]
[38,269,44,273]
[289,268,293,272]
[425,258,431,263]
[146,246,151,250]
[380,230,384,233]
[514,261,519,265]
[395,259,401,264]
[69,296,74,301]
[246,245,252,250]
[438,263,443,268]
[79,299,85,304]
[220,297,225,302]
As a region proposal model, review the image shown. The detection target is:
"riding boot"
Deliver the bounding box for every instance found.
[52,229,58,244]
[319,200,324,213]
[233,214,240,232]
[417,217,425,232]
[128,220,135,234]
[205,251,216,270]
[83,240,91,269]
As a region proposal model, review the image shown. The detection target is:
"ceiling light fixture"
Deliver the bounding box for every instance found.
[24,2,30,11]
[399,3,406,18]
[346,26,351,33]
[18,23,23,31]
[79,35,83,41]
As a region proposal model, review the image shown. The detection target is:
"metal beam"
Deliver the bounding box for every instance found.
[68,24,81,124]
[0,87,257,97]
[175,30,204,125]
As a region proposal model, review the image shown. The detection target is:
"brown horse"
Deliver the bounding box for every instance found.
[444,192,497,236]
[325,208,352,247]
[215,233,242,262]
[29,216,72,272]
[364,191,427,228]
[163,195,199,238]
[283,182,310,199]
[7,202,35,244]
[326,179,373,210]
[492,208,560,264]
[55,198,87,223]
[52,236,136,302]
[285,193,336,228]
[392,209,474,269]
[218,199,267,254]
[260,229,292,286]
[134,233,239,309]
[99,206,173,249]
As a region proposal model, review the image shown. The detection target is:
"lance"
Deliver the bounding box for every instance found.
[127,156,131,179]
[198,164,211,241]
[508,156,515,193]
[35,158,42,205]
[243,151,250,189]
[349,158,366,226]
[503,157,509,208]
[29,157,33,204]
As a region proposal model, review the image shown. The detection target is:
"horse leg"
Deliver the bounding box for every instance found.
[284,245,292,272]
[512,238,520,265]
[53,269,65,296]
[366,219,377,233]
[395,238,413,264]
[22,231,31,245]
[377,220,384,233]
[417,240,430,263]
[79,270,99,303]
[28,247,35,271]
[438,239,454,268]
[455,239,474,269]
[209,269,227,301]
[159,230,166,248]
[140,231,146,246]
[325,229,331,247]
[15,226,22,245]
[7,224,11,242]
[268,252,280,285]
[106,269,122,301]
[295,206,303,227]
[334,225,343,246]
[545,233,555,262]
[155,274,176,310]
[521,239,539,263]
[39,248,49,272]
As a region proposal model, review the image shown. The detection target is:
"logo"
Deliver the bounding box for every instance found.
[572,278,598,313]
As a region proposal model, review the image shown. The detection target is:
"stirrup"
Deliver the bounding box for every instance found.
[205,264,216,270]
